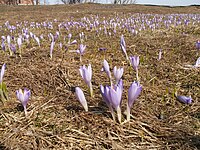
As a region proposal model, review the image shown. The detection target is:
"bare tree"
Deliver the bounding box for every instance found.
[61,0,82,4]
[114,0,136,4]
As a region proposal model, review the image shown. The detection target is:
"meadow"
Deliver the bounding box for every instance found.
[0,4,199,149]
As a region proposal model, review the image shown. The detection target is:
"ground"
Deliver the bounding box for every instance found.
[0,4,199,150]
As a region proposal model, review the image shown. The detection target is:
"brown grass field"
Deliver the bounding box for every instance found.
[0,4,199,150]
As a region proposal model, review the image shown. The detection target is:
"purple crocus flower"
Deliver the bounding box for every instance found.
[59,42,62,49]
[120,35,129,61]
[49,33,54,42]
[17,37,22,49]
[16,88,31,116]
[77,44,86,62]
[176,95,192,104]
[10,43,16,54]
[100,85,110,107]
[158,49,162,61]
[127,81,142,121]
[7,35,11,47]
[113,66,123,85]
[102,60,112,82]
[99,48,107,51]
[69,40,77,45]
[120,35,126,48]
[50,41,55,59]
[34,36,40,47]
[75,87,88,111]
[0,63,6,84]
[68,33,72,43]
[100,85,115,121]
[196,40,200,50]
[79,64,93,97]
[109,80,123,123]
[77,44,86,55]
[130,56,140,81]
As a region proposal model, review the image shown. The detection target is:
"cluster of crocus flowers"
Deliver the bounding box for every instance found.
[16,88,31,117]
[100,80,123,123]
[130,55,140,81]
[100,79,142,123]
[79,64,93,97]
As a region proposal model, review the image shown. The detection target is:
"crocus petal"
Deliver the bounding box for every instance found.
[17,37,22,48]
[50,41,55,58]
[196,40,200,50]
[23,88,31,107]
[120,35,126,48]
[7,35,11,45]
[0,63,6,83]
[75,87,88,111]
[100,85,110,106]
[177,95,192,104]
[128,81,142,108]
[121,44,127,55]
[70,40,77,45]
[113,66,123,83]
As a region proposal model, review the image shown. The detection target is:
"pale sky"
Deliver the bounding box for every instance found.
[44,0,200,6]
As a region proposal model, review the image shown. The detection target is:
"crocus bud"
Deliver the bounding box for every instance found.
[130,56,140,81]
[75,87,88,111]
[158,49,162,61]
[127,81,142,121]
[17,37,22,49]
[120,35,129,61]
[102,59,111,79]
[50,41,55,59]
[113,66,123,85]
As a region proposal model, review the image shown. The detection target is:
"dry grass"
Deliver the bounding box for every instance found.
[0,4,200,150]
